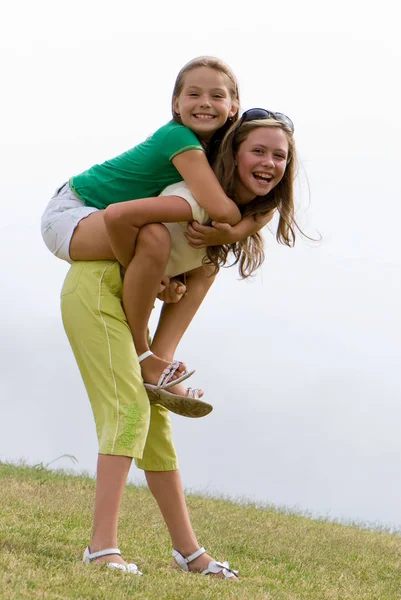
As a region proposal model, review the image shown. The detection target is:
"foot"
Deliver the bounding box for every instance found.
[87,544,126,567]
[139,353,188,388]
[174,551,238,580]
[91,552,126,567]
[84,546,142,574]
[165,380,204,398]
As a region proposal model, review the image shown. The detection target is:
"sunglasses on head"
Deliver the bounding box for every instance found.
[238,108,294,132]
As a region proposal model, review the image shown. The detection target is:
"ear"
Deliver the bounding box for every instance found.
[173,97,180,115]
[228,101,239,119]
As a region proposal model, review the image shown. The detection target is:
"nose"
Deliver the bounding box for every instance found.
[261,154,275,168]
[199,94,212,107]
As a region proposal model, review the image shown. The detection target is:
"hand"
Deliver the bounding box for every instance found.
[157,277,187,304]
[184,220,234,248]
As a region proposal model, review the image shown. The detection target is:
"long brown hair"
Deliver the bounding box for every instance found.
[205,119,300,278]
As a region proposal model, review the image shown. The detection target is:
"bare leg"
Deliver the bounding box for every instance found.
[151,265,216,395]
[123,224,170,355]
[69,194,192,264]
[69,210,115,260]
[89,454,132,566]
[103,196,193,268]
[123,224,187,386]
[89,460,236,577]
[145,469,236,578]
[152,265,215,361]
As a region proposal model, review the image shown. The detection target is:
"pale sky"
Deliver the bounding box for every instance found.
[1,0,401,530]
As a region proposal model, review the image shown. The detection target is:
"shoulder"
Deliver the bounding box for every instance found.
[159,121,202,145]
[160,182,208,224]
[151,121,203,160]
[160,181,193,199]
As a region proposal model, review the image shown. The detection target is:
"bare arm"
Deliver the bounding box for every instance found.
[151,265,216,362]
[104,195,193,228]
[184,210,276,248]
[172,150,242,226]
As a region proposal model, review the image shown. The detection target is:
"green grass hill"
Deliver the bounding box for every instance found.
[1,462,401,599]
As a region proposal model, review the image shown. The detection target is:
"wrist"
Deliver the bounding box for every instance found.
[222,231,235,245]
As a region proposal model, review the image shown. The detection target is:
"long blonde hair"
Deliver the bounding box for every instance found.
[205,119,299,278]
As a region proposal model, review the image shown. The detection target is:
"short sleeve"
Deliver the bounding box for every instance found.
[161,124,204,162]
[160,182,209,224]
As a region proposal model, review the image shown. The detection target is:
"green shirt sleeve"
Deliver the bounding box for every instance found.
[159,123,204,162]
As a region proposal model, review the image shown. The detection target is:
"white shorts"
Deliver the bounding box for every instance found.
[41,183,99,263]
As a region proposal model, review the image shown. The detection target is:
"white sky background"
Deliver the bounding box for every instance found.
[1,1,401,529]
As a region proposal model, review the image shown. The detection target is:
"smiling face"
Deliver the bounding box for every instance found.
[173,67,237,142]
[235,126,289,204]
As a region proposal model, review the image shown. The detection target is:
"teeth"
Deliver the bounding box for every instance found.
[254,172,272,180]
[194,114,214,120]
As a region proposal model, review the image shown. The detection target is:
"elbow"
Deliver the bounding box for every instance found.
[216,210,241,226]
[209,205,241,226]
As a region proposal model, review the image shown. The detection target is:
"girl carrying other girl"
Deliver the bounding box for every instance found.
[60,108,300,577]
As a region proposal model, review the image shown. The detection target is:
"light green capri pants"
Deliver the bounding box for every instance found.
[60,260,178,471]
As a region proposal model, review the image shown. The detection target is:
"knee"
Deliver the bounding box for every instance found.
[137,224,171,259]
[135,223,171,261]
[103,204,124,229]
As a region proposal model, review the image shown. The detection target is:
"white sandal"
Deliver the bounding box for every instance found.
[138,350,195,390]
[172,547,238,579]
[147,386,213,418]
[83,547,142,574]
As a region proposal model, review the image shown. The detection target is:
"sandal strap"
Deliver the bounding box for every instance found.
[158,360,182,387]
[185,547,206,563]
[187,388,201,400]
[138,350,153,363]
[86,547,121,561]
[202,560,238,579]
[172,547,206,571]
[138,353,186,389]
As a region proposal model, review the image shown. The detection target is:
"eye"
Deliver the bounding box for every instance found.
[189,92,199,97]
[253,148,264,155]
[213,94,224,99]
[274,153,286,160]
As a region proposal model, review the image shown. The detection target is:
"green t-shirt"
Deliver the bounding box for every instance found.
[69,121,204,209]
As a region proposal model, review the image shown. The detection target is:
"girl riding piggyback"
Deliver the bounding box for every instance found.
[41,56,246,391]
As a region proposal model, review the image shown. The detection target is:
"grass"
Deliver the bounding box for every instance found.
[1,462,401,599]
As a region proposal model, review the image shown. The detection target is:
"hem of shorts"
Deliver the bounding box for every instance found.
[134,459,179,472]
[98,447,144,459]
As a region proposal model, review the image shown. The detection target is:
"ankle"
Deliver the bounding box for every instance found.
[89,539,118,553]
[138,349,152,363]
[150,345,175,362]
[174,545,203,560]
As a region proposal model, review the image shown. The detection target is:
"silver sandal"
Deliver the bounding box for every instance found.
[83,546,142,574]
[172,547,238,579]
